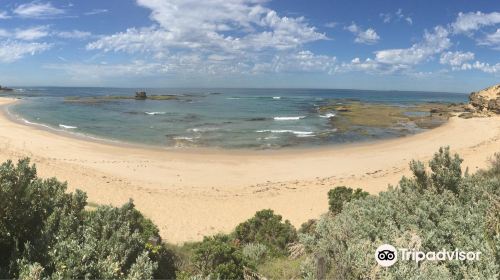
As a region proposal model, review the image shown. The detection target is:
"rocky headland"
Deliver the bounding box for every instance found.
[466,84,500,116]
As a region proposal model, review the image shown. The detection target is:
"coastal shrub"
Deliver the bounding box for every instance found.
[428,146,463,194]
[192,234,246,280]
[234,209,297,256]
[300,148,500,279]
[0,158,177,279]
[242,243,269,264]
[327,186,369,215]
[298,219,317,235]
[478,152,500,178]
[256,256,304,280]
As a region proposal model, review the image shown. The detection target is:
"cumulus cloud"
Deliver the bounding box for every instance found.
[345,23,380,44]
[336,25,451,75]
[439,51,475,66]
[83,0,333,77]
[88,0,326,55]
[459,61,500,73]
[375,26,450,65]
[0,41,51,63]
[452,11,500,34]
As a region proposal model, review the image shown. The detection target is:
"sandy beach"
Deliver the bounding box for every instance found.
[1,96,499,243]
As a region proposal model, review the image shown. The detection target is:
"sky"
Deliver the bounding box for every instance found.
[0,0,499,92]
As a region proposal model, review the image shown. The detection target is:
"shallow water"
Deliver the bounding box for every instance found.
[7,87,468,149]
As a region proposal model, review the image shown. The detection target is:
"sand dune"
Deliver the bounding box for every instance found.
[1,96,499,243]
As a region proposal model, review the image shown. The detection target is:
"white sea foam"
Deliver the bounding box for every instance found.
[273,116,305,121]
[145,111,166,115]
[256,130,314,136]
[188,127,220,133]
[21,118,52,130]
[320,113,336,118]
[59,124,77,129]
[272,96,281,100]
[173,136,194,141]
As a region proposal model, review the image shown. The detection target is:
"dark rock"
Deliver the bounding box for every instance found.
[135,91,147,100]
[0,85,13,92]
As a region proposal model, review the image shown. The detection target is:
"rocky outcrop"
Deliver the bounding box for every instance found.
[0,85,13,92]
[468,84,500,114]
[135,91,147,100]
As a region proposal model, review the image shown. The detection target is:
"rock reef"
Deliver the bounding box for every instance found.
[0,85,13,92]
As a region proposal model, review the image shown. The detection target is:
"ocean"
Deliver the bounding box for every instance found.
[5,87,468,149]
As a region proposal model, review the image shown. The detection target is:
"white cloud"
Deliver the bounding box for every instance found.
[375,26,450,65]
[0,26,92,41]
[345,23,380,45]
[336,25,451,75]
[87,0,326,54]
[0,29,9,37]
[380,9,412,25]
[84,9,108,16]
[477,28,500,49]
[460,61,500,73]
[13,1,65,19]
[452,11,500,34]
[336,57,409,74]
[252,51,336,73]
[324,22,337,28]
[15,26,50,41]
[83,0,332,78]
[45,61,169,80]
[439,51,474,66]
[0,11,10,19]
[56,30,92,39]
[0,41,51,63]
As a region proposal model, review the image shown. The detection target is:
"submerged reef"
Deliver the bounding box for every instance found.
[64,94,180,104]
[318,101,466,133]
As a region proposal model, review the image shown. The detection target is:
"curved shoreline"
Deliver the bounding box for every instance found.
[0,96,499,243]
[3,97,455,156]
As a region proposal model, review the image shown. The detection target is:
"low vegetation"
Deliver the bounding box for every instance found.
[0,146,499,279]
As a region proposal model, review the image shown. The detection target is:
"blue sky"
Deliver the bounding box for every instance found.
[0,0,499,92]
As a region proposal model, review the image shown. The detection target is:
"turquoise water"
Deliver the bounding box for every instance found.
[7,88,468,149]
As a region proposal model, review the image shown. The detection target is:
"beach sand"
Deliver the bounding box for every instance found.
[1,96,499,243]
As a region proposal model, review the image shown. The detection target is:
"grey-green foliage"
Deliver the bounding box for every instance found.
[327,186,369,215]
[234,209,297,256]
[301,147,500,279]
[192,234,247,280]
[242,243,269,264]
[0,158,175,279]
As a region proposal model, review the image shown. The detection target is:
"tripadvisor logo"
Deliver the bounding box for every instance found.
[375,244,397,267]
[375,244,481,267]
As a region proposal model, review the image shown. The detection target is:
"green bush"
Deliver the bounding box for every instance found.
[301,148,500,279]
[192,234,246,279]
[234,209,297,256]
[327,186,369,215]
[0,158,176,279]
